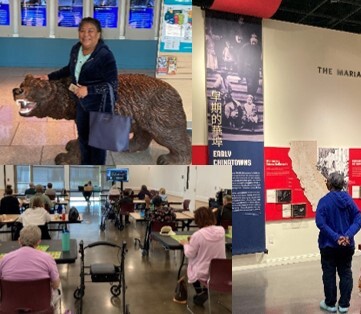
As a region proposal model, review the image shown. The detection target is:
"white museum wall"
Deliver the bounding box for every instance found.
[0,166,5,190]
[147,166,188,197]
[193,11,361,268]
[193,165,232,202]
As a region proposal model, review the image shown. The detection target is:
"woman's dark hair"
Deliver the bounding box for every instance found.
[194,206,216,228]
[47,182,52,188]
[152,195,163,207]
[5,187,13,195]
[141,185,148,191]
[78,17,102,35]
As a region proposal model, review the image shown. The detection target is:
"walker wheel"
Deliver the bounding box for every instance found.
[73,288,84,299]
[110,285,121,296]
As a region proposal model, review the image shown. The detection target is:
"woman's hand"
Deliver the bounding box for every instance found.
[179,239,188,245]
[34,75,49,80]
[75,84,88,99]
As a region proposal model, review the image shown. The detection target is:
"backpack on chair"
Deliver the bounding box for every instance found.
[68,207,80,222]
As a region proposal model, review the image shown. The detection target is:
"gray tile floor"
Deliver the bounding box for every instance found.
[233,257,361,314]
[0,68,170,165]
[5,199,230,314]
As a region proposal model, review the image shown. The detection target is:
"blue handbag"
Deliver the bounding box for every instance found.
[88,84,131,152]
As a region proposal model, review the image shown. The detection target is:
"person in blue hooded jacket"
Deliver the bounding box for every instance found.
[37,17,118,165]
[316,172,361,314]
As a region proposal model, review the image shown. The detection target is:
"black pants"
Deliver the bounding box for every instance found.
[320,246,354,308]
[193,281,207,294]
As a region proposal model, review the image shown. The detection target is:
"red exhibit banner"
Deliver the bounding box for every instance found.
[264,147,313,221]
[210,0,282,18]
[348,149,361,209]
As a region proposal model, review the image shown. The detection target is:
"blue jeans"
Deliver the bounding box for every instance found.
[320,246,354,308]
[76,103,106,165]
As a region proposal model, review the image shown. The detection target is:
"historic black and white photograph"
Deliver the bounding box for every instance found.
[206,11,263,142]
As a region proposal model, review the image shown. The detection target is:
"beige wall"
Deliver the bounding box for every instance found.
[234,20,361,269]
[192,6,207,145]
[191,17,361,268]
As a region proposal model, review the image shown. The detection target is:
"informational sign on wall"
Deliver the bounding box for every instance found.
[160,0,192,53]
[58,0,83,28]
[21,0,47,27]
[93,0,118,29]
[128,0,154,29]
[265,147,313,221]
[0,1,10,26]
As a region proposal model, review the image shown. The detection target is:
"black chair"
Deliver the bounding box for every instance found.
[38,224,51,240]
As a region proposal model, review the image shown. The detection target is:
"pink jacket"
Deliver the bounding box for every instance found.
[183,225,226,283]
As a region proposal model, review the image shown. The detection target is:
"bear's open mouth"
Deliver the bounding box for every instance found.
[16,99,37,115]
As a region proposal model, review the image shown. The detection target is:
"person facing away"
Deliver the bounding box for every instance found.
[44,182,56,200]
[29,184,53,212]
[83,180,93,202]
[316,172,361,313]
[36,17,118,165]
[0,225,61,307]
[24,183,36,197]
[119,189,134,225]
[0,186,20,215]
[158,187,168,203]
[108,181,120,198]
[18,196,51,227]
[179,206,226,307]
[217,194,232,225]
[137,185,151,200]
[149,195,176,224]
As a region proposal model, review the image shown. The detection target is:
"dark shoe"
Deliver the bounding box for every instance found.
[193,292,208,306]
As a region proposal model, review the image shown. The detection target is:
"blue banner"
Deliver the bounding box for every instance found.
[58,0,83,28]
[206,11,265,255]
[129,8,153,29]
[21,1,47,27]
[93,0,118,29]
[0,2,10,26]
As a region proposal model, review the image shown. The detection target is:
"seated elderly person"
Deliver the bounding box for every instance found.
[83,181,93,202]
[149,195,176,224]
[108,181,120,200]
[44,183,56,200]
[19,197,51,227]
[0,186,20,215]
[159,187,168,203]
[29,185,53,212]
[0,225,61,307]
[119,189,133,225]
[217,194,232,225]
[24,183,36,197]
